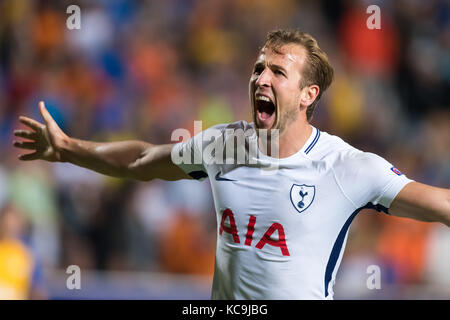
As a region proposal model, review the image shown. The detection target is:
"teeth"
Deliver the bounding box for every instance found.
[256,95,271,102]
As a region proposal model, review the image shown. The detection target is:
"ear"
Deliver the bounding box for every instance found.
[300,85,320,107]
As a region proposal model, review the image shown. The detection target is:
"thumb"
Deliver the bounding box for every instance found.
[38,101,59,129]
[38,101,66,138]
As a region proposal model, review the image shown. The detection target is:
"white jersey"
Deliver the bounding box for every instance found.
[171,120,412,300]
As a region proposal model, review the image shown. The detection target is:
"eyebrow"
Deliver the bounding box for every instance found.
[269,63,287,74]
[253,61,288,74]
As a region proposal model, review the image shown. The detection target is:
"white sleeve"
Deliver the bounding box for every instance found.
[170,123,228,180]
[333,151,414,212]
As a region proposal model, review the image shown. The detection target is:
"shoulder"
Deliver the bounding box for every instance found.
[315,132,412,208]
[307,129,359,162]
[199,120,256,142]
[225,120,255,131]
[309,129,400,182]
[184,120,253,145]
[204,120,254,132]
[308,129,390,165]
[199,120,255,139]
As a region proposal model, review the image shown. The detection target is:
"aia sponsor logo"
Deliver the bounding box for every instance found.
[219,209,290,256]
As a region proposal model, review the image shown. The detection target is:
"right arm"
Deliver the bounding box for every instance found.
[13,102,190,181]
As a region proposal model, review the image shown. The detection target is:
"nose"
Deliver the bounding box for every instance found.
[255,68,272,88]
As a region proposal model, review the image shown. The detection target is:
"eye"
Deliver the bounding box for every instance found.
[274,69,285,76]
[253,64,264,75]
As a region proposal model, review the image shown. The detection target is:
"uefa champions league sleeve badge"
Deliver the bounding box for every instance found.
[290,184,316,214]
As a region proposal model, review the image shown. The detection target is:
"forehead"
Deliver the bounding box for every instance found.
[255,43,307,72]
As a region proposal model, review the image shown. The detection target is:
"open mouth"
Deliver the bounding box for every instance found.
[255,95,276,126]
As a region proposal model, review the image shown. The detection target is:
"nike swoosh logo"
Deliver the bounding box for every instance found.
[215,172,236,182]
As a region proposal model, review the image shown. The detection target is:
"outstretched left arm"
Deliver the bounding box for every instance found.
[390,182,450,227]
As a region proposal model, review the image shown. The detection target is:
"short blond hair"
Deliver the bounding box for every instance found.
[263,29,334,121]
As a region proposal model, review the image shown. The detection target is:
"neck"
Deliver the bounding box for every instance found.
[258,120,312,158]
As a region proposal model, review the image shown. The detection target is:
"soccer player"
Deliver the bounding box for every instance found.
[13,29,450,299]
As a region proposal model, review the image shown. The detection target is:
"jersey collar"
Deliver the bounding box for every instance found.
[302,126,321,155]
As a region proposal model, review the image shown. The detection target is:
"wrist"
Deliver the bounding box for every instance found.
[58,135,74,163]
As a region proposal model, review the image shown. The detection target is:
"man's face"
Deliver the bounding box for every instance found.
[249,44,308,133]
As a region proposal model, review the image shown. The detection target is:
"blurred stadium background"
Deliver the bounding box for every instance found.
[0,0,449,299]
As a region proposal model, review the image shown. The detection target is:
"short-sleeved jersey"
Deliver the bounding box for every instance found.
[171,120,413,299]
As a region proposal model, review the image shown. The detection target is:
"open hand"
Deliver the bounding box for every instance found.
[13,101,69,162]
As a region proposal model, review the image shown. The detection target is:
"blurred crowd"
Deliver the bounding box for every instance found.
[0,0,449,299]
